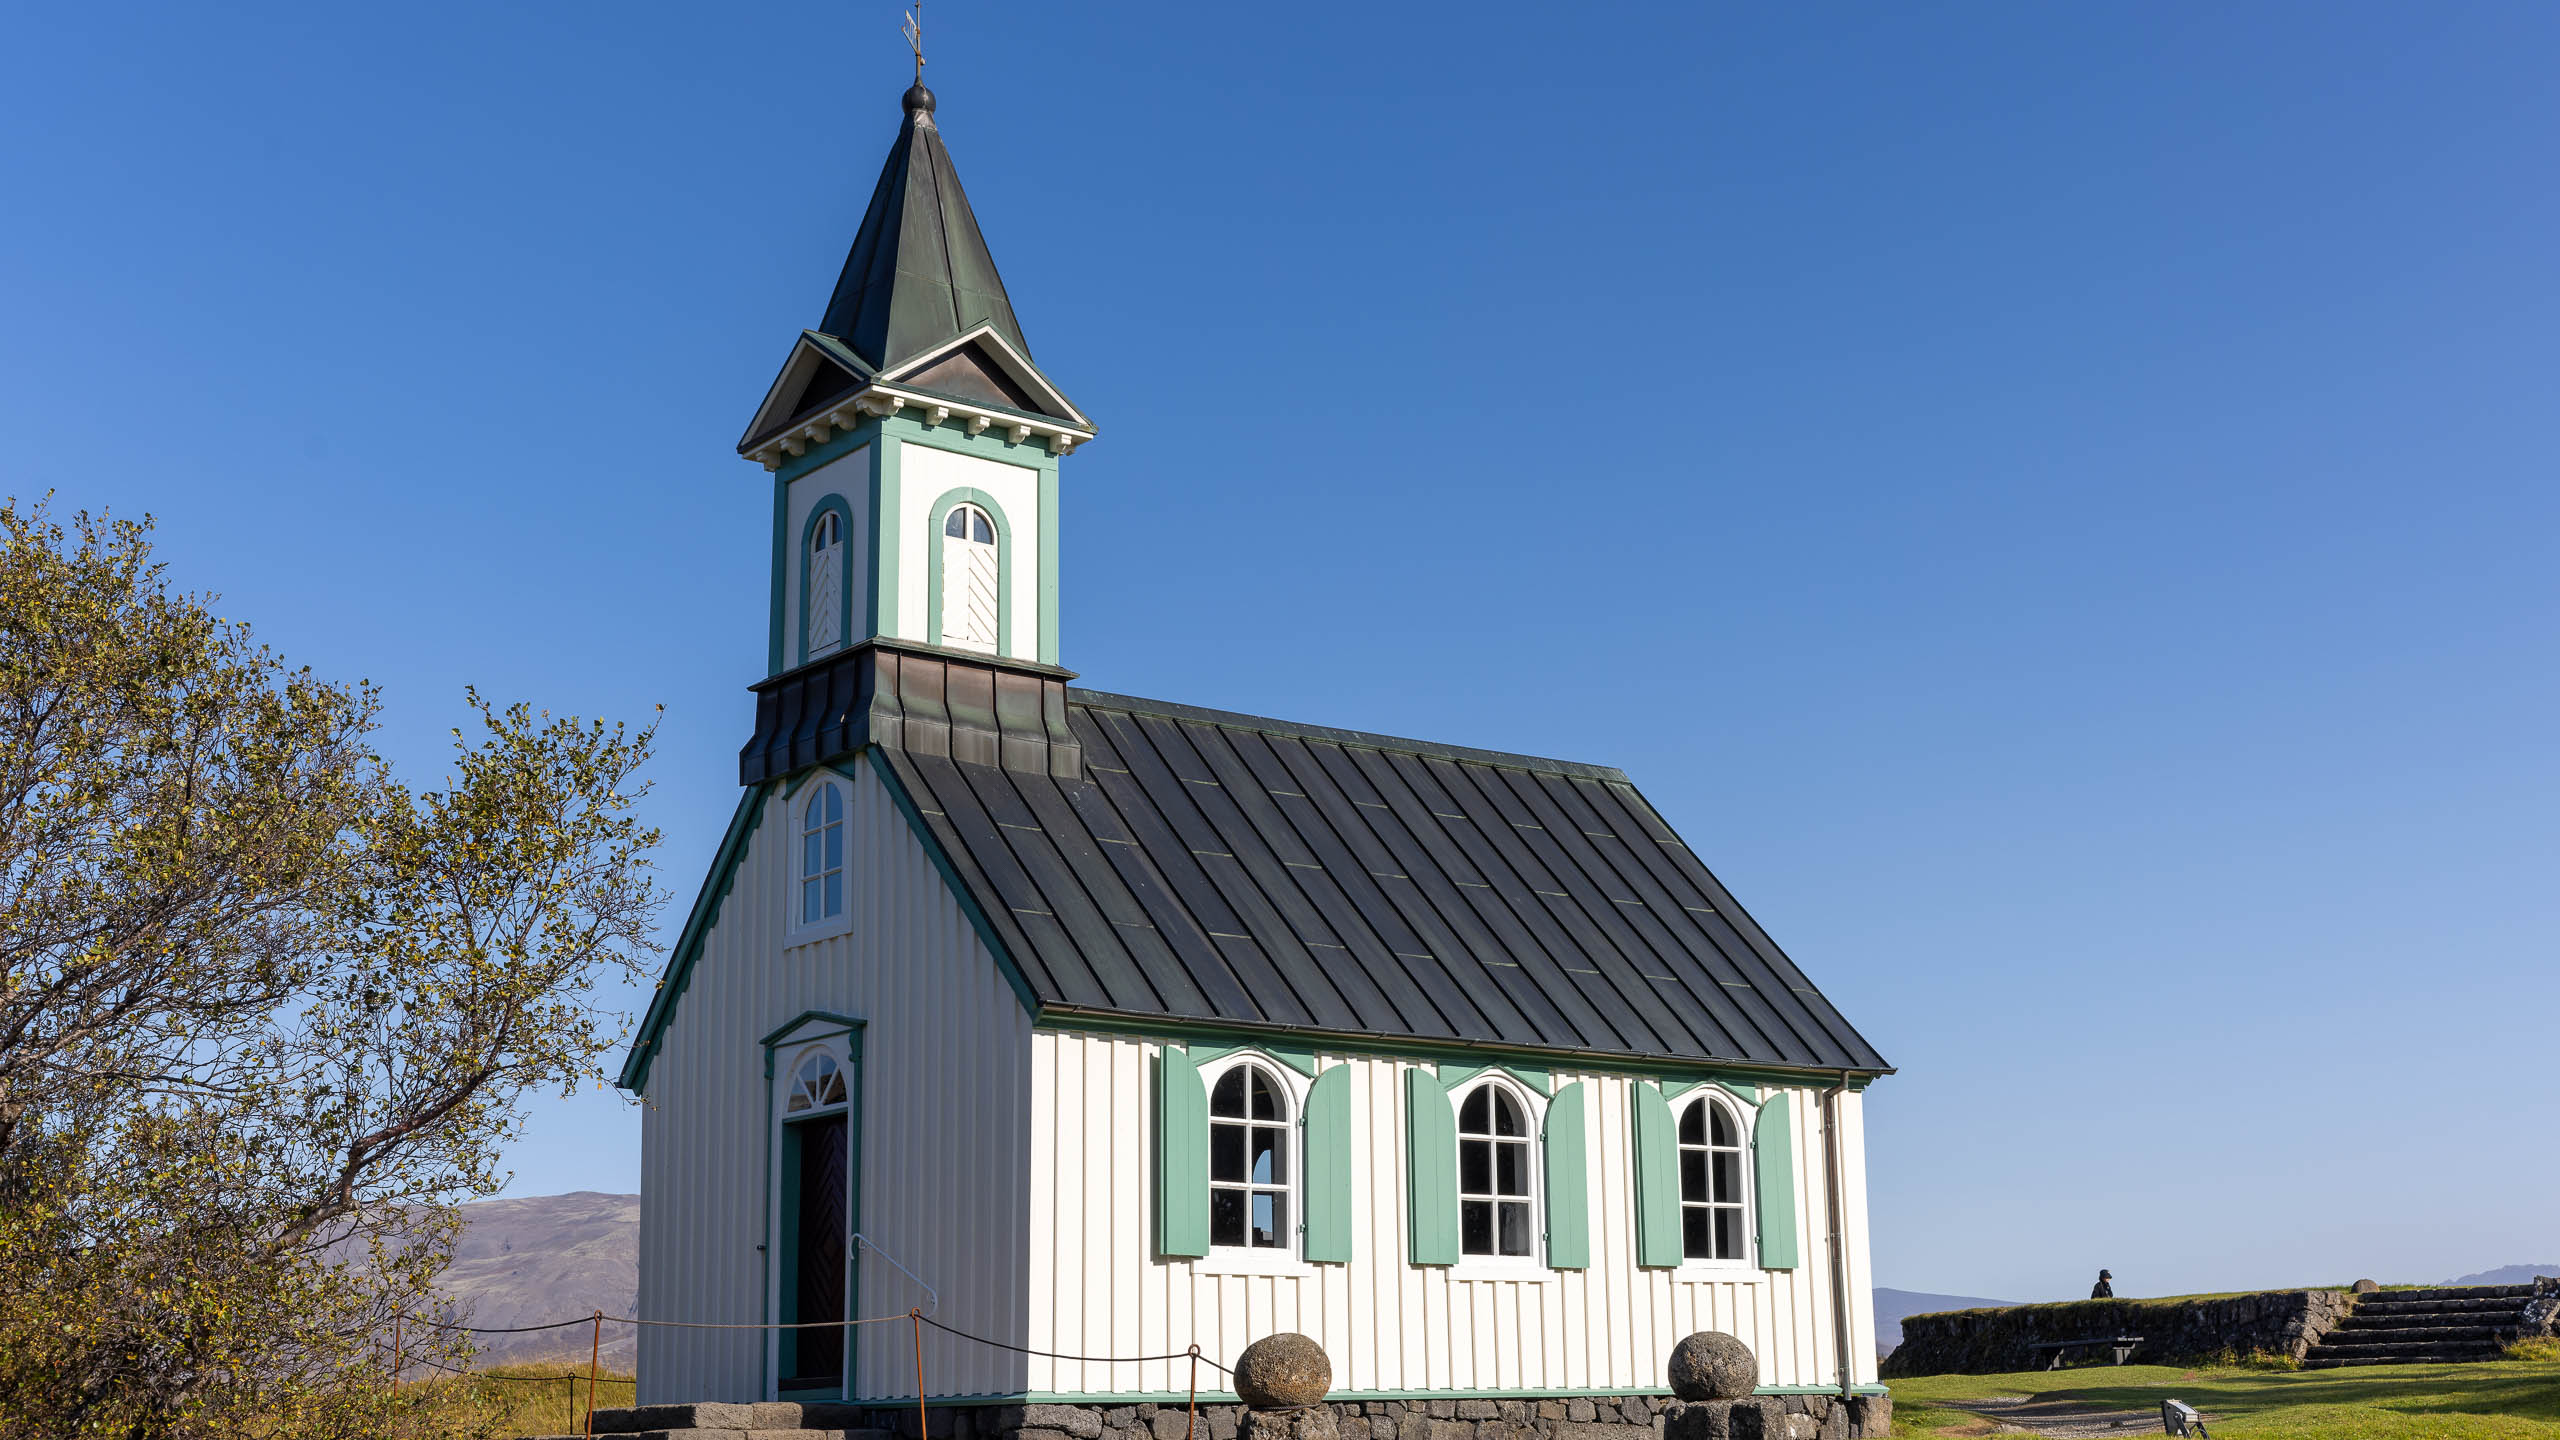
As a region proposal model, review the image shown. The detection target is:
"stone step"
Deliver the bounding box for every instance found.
[2353,1297,2532,1318]
[2326,1324,2506,1344]
[527,1432,867,1440]
[2360,1284,2539,1304]
[2302,1348,2505,1369]
[2304,1339,2506,1362]
[586,1402,898,1435]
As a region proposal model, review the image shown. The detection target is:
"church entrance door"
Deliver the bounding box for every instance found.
[779,1106,853,1393]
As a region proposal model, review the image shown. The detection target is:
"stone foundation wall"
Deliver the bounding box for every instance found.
[1881,1289,2353,1377]
[588,1393,1892,1440]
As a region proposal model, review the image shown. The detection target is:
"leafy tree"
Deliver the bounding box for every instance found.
[0,499,667,1438]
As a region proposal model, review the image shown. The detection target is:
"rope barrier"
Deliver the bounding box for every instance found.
[914,1313,1234,1374]
[387,1298,1235,1432]
[397,1353,607,1385]
[399,1311,908,1333]
[394,1309,1231,1367]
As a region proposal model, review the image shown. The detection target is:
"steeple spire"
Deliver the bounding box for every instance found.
[817,79,1030,373]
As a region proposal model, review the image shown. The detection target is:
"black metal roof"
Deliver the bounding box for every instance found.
[875,684,1889,1075]
[820,83,1029,373]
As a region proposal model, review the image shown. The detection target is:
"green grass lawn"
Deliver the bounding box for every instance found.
[1888,1357,2560,1438]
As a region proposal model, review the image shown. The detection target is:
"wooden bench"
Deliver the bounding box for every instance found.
[2029,1336,2144,1370]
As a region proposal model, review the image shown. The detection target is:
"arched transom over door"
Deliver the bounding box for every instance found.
[939,502,998,654]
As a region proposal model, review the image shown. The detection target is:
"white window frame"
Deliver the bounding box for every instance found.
[1670,1088,1761,1280]
[807,507,846,659]
[937,502,1000,656]
[789,779,852,943]
[1192,1054,1314,1278]
[1449,1075,1551,1282]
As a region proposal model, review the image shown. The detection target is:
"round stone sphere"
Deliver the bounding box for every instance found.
[2352,1278,2381,1294]
[1233,1332,1333,1409]
[1667,1331,1757,1401]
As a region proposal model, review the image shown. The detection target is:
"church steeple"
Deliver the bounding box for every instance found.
[819,83,1030,373]
[738,79,1091,684]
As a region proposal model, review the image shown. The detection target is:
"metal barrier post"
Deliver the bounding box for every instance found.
[586,1309,603,1438]
[913,1310,929,1440]
[1186,1345,1201,1440]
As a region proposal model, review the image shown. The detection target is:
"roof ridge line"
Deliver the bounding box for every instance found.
[1064,688,1632,783]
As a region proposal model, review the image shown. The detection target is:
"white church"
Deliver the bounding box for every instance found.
[619,76,1891,1415]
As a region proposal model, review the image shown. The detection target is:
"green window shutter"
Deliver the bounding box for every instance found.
[1302,1065,1353,1263]
[1542,1081,1590,1269]
[1157,1046,1210,1259]
[1632,1082,1684,1267]
[1754,1093,1799,1270]
[1404,1067,1459,1265]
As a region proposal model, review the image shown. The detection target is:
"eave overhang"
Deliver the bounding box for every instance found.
[740,383,1094,470]
[1033,1003,1895,1090]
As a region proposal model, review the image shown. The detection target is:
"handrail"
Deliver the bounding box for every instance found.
[853,1231,940,1316]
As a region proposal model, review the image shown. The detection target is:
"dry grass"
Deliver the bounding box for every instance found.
[392,1361,636,1439]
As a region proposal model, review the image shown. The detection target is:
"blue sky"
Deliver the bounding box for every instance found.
[5,2,2554,1302]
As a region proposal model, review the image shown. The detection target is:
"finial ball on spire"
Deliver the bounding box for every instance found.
[902,82,936,117]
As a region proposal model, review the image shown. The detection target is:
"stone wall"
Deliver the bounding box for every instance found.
[1881,1289,2353,1377]
[587,1394,1892,1440]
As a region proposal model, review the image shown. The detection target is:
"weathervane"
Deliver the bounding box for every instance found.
[902,3,925,82]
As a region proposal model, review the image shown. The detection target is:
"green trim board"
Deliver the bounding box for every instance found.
[768,468,790,675]
[798,492,859,666]
[1664,1078,1760,1106]
[1036,461,1060,663]
[761,1010,868,1049]
[618,745,1048,1094]
[1301,1065,1353,1263]
[1753,1094,1799,1270]
[765,1018,866,1399]
[1630,1082,1683,1268]
[888,408,1068,469]
[884,1386,1890,1407]
[1185,1042,1319,1079]
[1437,1062,1553,1096]
[862,748,1043,1017]
[773,414,882,487]
[782,763,859,803]
[1541,1080,1590,1269]
[1032,1010,1873,1094]
[1156,1047,1210,1259]
[921,485,1014,655]
[617,783,774,1093]
[872,433,901,638]
[1405,1067,1460,1265]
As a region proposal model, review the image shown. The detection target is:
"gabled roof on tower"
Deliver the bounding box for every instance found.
[822,82,1029,375]
[733,81,1090,467]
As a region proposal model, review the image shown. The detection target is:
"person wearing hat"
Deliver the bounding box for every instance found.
[2091,1269,2115,1299]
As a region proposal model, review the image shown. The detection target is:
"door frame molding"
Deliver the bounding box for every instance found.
[762,1011,868,1400]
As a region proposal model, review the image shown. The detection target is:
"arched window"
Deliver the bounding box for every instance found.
[1208,1063,1291,1250]
[785,1048,848,1114]
[1677,1093,1748,1262]
[1456,1081,1535,1257]
[938,502,998,655]
[799,782,844,925]
[806,508,844,658]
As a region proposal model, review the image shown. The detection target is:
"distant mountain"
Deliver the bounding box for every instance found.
[2444,1264,2560,1287]
[1873,1288,2017,1355]
[437,1191,638,1366]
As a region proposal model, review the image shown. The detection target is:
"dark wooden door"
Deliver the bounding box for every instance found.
[785,1113,848,1388]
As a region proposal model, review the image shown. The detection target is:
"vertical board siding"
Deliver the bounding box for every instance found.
[1028,1037,1879,1397]
[637,765,1034,1405]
